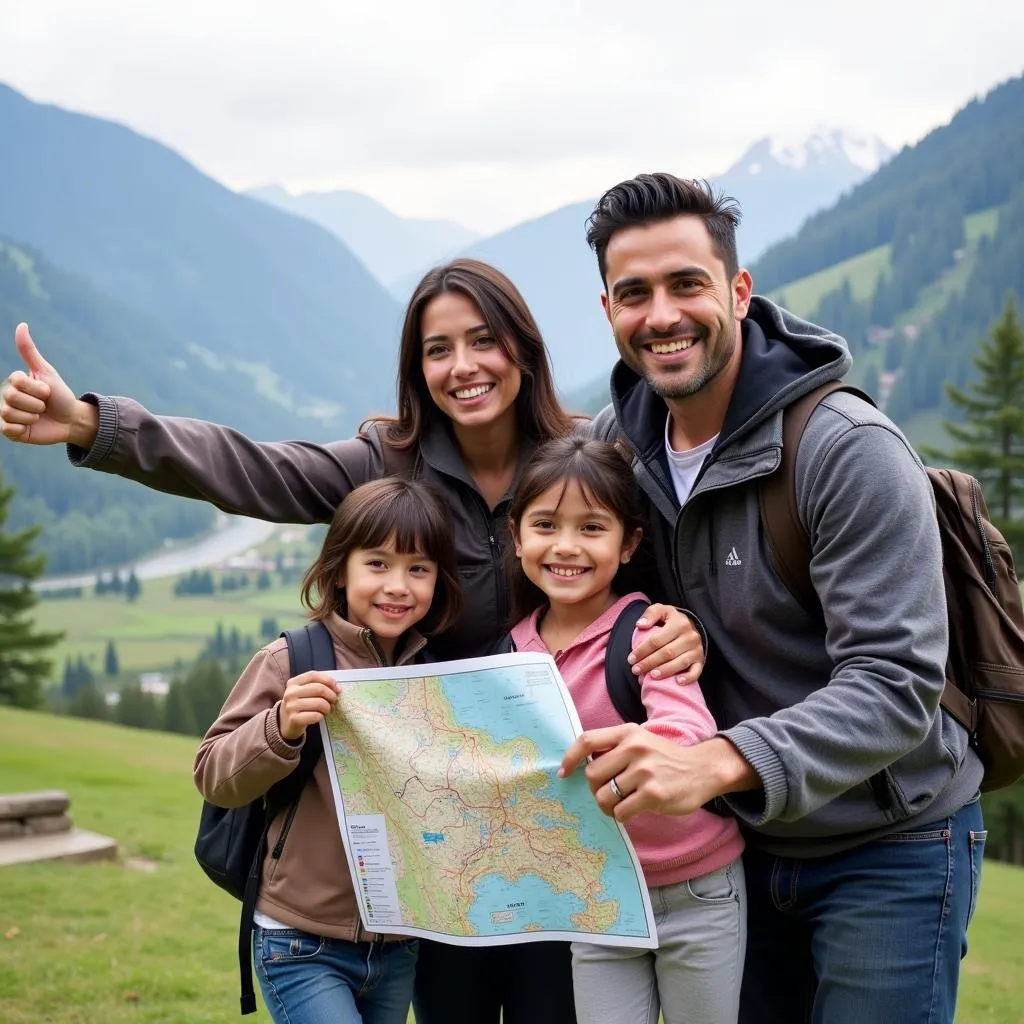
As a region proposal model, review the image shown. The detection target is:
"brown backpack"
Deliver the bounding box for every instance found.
[760,381,1024,792]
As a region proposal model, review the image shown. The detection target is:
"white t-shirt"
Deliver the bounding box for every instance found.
[664,414,718,505]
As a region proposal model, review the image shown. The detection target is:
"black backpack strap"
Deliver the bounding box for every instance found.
[604,599,652,725]
[492,633,516,655]
[236,622,336,1015]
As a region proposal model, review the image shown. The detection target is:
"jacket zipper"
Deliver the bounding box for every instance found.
[969,478,998,591]
[479,497,508,632]
[975,687,1024,703]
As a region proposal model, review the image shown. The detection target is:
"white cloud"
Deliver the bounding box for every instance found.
[3,0,1022,232]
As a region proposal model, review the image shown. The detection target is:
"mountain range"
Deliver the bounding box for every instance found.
[0,83,403,438]
[245,185,478,289]
[1,70,1019,573]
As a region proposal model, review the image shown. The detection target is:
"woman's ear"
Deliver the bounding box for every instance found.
[621,527,643,564]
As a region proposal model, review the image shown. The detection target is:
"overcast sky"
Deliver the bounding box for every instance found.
[3,0,1022,234]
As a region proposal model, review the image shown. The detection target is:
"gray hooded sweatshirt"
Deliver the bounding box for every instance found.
[594,296,983,856]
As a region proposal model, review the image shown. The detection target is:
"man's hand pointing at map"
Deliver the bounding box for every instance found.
[558,725,760,822]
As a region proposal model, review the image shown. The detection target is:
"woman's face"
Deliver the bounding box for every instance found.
[420,291,522,434]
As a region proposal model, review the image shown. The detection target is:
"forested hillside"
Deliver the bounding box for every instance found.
[0,82,410,574]
[753,74,1024,435]
[0,238,235,572]
[0,83,402,424]
[754,75,1024,291]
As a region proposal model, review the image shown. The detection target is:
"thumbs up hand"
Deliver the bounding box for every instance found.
[1,323,97,447]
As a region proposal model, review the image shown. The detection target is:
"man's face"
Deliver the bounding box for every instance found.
[601,216,751,402]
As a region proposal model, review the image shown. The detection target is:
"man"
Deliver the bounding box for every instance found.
[561,173,984,1024]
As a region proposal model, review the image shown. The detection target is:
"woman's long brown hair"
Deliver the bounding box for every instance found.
[364,259,574,448]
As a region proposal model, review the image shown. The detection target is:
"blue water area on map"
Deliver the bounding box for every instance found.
[435,666,651,939]
[422,832,445,844]
[439,668,574,746]
[466,872,586,934]
[533,772,652,937]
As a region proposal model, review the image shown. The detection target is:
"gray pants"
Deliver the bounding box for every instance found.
[571,858,746,1024]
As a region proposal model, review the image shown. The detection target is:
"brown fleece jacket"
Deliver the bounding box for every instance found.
[194,611,425,940]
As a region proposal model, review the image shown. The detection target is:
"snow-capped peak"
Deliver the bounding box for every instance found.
[765,125,892,173]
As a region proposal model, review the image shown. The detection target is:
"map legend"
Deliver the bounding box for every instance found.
[347,814,403,928]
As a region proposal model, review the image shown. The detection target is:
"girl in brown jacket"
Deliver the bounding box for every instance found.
[194,477,461,1024]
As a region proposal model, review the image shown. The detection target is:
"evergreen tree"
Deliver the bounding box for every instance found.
[0,472,64,709]
[185,658,231,735]
[61,656,76,697]
[116,682,161,730]
[68,681,109,722]
[74,655,95,691]
[163,678,198,736]
[125,569,141,602]
[925,294,1024,557]
[862,363,882,404]
[104,639,120,678]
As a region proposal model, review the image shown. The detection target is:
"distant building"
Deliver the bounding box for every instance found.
[139,673,170,697]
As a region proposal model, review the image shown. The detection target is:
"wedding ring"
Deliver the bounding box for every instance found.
[609,776,625,801]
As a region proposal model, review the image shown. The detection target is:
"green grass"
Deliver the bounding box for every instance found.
[33,566,310,682]
[769,207,1002,319]
[0,708,1021,1022]
[771,243,890,317]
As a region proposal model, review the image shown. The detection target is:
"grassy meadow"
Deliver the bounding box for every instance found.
[32,530,317,687]
[769,206,1002,319]
[0,707,1023,1023]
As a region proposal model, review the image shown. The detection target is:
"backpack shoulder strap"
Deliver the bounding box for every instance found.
[492,633,516,655]
[604,599,652,725]
[236,621,337,1015]
[759,382,874,612]
[272,622,336,803]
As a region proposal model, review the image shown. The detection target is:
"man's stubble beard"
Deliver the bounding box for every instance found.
[641,318,736,401]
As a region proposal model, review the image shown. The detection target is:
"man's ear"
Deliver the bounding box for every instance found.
[621,527,643,563]
[733,269,753,320]
[600,290,612,326]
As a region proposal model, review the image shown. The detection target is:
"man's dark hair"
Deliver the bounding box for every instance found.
[586,174,743,283]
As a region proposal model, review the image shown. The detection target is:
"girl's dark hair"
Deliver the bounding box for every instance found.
[364,258,574,448]
[300,477,462,637]
[586,174,742,283]
[506,438,644,624]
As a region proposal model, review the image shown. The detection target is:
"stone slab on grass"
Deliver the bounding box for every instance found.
[0,828,118,867]
[0,790,71,820]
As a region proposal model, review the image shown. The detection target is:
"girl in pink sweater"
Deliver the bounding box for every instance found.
[506,437,746,1024]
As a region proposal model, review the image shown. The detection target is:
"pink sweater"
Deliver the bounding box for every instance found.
[511,592,744,888]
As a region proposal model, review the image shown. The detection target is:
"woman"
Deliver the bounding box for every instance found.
[2,259,704,1024]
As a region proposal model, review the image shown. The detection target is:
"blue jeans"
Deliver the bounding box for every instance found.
[739,797,985,1024]
[253,927,418,1024]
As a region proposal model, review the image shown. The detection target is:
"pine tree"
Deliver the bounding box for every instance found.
[125,569,141,602]
[0,473,64,708]
[116,682,161,730]
[69,681,109,721]
[163,678,198,736]
[926,293,1024,558]
[185,659,231,735]
[104,639,120,678]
